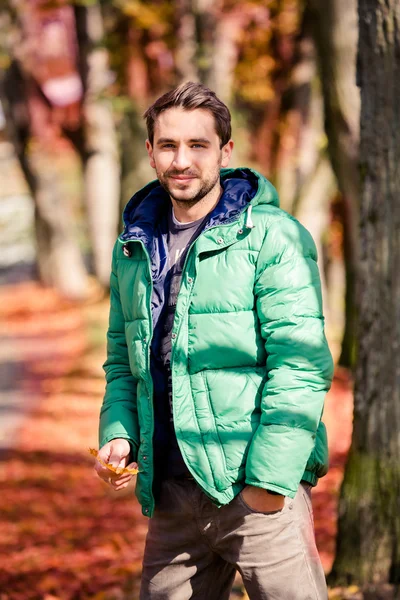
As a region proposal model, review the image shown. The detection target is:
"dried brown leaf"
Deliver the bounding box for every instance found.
[89,448,139,475]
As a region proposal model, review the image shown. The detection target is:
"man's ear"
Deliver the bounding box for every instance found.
[221,140,234,168]
[146,140,156,169]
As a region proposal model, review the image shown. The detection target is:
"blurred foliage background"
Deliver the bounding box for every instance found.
[2,0,384,598]
[0,0,360,367]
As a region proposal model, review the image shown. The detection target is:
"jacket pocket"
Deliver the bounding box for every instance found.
[200,371,229,484]
[237,491,288,517]
[203,367,264,474]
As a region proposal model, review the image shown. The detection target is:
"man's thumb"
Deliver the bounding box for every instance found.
[108,446,122,468]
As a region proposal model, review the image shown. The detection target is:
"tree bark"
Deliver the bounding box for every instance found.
[309,0,360,367]
[329,0,400,588]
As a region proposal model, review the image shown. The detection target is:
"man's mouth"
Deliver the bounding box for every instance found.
[168,173,197,181]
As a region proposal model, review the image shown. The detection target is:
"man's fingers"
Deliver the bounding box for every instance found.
[118,476,133,484]
[94,461,121,484]
[108,443,132,469]
[109,476,133,491]
[108,453,123,469]
[112,473,133,485]
[108,462,138,480]
[97,444,112,463]
[93,443,137,485]
[126,461,138,471]
[94,460,110,480]
[96,439,131,469]
[94,462,135,483]
[113,479,132,491]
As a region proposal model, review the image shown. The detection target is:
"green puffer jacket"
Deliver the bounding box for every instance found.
[99,168,334,517]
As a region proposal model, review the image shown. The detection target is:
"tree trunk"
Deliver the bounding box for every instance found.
[205,7,241,102]
[119,105,154,221]
[75,3,120,288]
[2,61,89,300]
[329,0,400,588]
[175,0,223,87]
[276,8,325,216]
[175,0,200,82]
[29,140,89,298]
[309,0,360,368]
[295,156,337,337]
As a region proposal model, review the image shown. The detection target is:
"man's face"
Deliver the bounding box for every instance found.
[146,107,233,204]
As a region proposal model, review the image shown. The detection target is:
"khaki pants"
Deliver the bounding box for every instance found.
[140,479,327,600]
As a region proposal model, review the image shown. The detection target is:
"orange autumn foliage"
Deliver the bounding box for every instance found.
[0,282,353,599]
[89,448,139,476]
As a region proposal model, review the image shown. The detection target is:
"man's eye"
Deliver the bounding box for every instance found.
[192,144,205,148]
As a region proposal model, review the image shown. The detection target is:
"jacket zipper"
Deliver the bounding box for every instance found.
[119,237,155,515]
[167,220,243,486]
[169,217,242,362]
[141,241,155,515]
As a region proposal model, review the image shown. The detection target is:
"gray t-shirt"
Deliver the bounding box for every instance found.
[159,208,206,366]
[159,207,207,478]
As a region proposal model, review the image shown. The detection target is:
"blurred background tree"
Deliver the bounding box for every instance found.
[0,0,358,353]
[1,0,360,365]
[2,0,120,297]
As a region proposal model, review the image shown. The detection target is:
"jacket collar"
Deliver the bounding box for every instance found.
[118,167,277,246]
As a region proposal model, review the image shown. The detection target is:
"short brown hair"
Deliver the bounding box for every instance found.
[143,81,231,148]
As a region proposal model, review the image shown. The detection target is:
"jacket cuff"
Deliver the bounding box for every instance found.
[245,479,294,498]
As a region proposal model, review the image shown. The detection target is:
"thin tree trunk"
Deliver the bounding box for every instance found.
[175,0,200,82]
[119,106,154,220]
[276,9,324,215]
[29,140,89,298]
[205,7,240,102]
[309,0,360,367]
[329,0,400,589]
[175,0,223,87]
[254,5,324,210]
[295,156,337,340]
[76,3,120,288]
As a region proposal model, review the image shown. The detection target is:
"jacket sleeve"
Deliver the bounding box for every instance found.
[98,243,140,458]
[245,216,334,498]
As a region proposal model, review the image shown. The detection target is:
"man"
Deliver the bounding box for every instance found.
[95,81,334,599]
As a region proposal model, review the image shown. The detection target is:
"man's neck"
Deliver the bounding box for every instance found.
[171,183,223,224]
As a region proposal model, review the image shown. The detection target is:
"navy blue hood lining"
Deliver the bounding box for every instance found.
[119,168,259,247]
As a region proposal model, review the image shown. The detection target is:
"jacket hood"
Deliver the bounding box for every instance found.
[119,167,279,243]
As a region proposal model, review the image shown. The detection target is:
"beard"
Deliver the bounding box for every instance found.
[156,160,222,208]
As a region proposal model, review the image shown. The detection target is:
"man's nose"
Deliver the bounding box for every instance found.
[172,146,191,170]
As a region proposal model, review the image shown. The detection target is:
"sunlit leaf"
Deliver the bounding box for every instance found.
[89,448,139,475]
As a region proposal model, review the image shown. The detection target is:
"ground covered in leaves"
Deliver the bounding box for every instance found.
[0,283,355,600]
